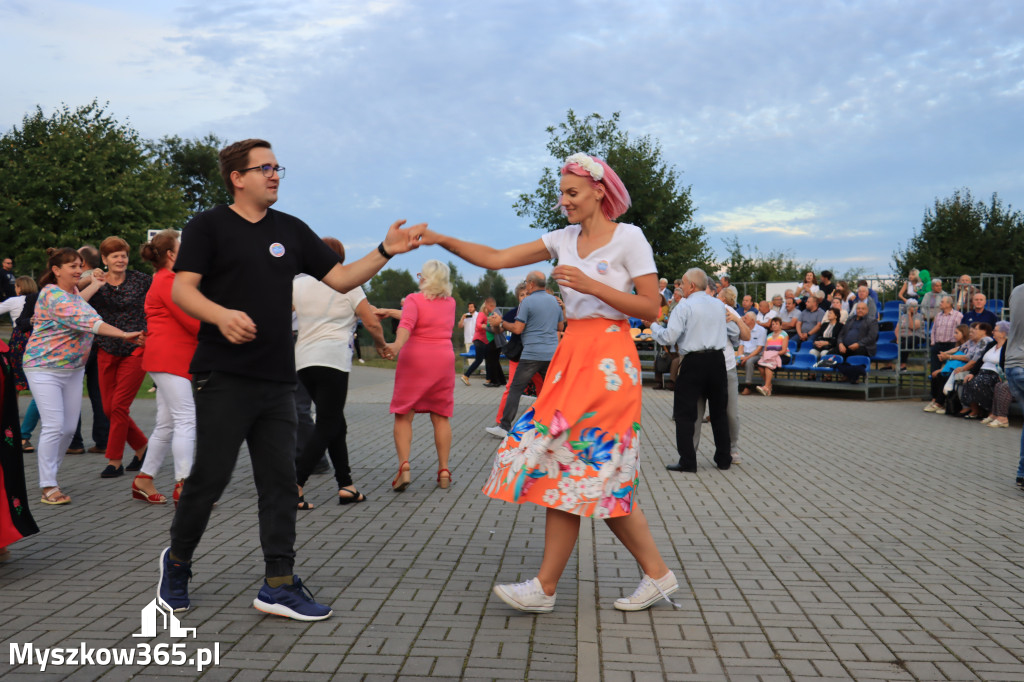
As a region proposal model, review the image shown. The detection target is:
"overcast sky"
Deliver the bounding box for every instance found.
[3,0,1023,287]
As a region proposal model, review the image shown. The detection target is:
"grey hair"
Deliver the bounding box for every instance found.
[940,295,954,305]
[683,267,708,291]
[526,271,546,288]
[996,320,1010,334]
[514,282,528,295]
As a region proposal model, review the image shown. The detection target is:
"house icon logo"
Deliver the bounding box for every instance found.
[133,599,197,638]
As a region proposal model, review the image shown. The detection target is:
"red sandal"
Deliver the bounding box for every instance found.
[437,468,452,489]
[172,480,184,508]
[131,474,167,505]
[392,461,411,492]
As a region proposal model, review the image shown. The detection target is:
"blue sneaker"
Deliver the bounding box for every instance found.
[253,576,332,621]
[157,547,192,612]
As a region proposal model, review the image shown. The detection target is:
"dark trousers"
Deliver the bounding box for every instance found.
[673,351,730,470]
[170,372,298,578]
[71,346,109,450]
[499,359,549,430]
[930,341,955,372]
[295,366,352,489]
[485,340,506,385]
[464,339,487,377]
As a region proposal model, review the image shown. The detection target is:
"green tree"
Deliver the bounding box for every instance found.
[892,189,1024,283]
[365,268,417,309]
[719,236,816,283]
[150,133,231,216]
[475,269,513,307]
[0,101,188,270]
[514,110,715,277]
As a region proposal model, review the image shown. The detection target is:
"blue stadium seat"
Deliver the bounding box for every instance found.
[871,343,899,366]
[986,299,1004,313]
[784,352,817,371]
[877,330,896,344]
[788,338,798,354]
[883,300,902,313]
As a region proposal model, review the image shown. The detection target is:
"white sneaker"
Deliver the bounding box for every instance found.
[485,425,508,439]
[358,358,365,364]
[923,402,939,412]
[493,578,555,613]
[730,454,742,464]
[614,571,679,611]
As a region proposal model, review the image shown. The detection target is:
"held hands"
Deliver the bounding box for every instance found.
[376,343,395,360]
[382,342,399,360]
[123,331,144,346]
[374,308,401,320]
[417,227,444,246]
[382,220,428,255]
[217,309,257,344]
[552,265,594,295]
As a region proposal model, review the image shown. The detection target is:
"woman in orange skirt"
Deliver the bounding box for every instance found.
[422,153,678,613]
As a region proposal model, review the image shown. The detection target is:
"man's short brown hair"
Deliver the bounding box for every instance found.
[219,139,271,196]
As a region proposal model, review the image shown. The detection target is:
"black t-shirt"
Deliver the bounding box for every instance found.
[175,205,341,382]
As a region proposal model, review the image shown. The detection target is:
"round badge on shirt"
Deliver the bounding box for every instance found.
[269,242,285,258]
[596,260,609,275]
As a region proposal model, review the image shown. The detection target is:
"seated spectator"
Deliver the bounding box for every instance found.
[795,293,825,350]
[838,301,878,358]
[930,294,963,371]
[923,324,970,413]
[920,278,947,321]
[737,311,766,395]
[829,295,849,324]
[810,308,844,360]
[794,271,819,303]
[818,270,836,301]
[755,299,777,329]
[963,293,998,327]
[895,298,927,351]
[834,280,854,310]
[737,293,756,317]
[961,321,1006,419]
[947,322,995,416]
[849,284,878,319]
[777,296,800,336]
[770,294,784,313]
[985,377,1015,428]
[856,279,880,310]
[898,268,925,303]
[953,274,978,312]
[756,317,789,396]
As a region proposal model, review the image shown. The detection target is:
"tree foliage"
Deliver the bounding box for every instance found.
[513,110,715,278]
[0,101,189,271]
[149,134,232,216]
[892,189,1024,283]
[719,236,816,283]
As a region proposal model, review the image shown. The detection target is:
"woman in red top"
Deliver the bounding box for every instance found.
[132,231,199,504]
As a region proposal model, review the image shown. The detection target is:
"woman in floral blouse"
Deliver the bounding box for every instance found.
[85,237,152,478]
[23,248,142,504]
[420,153,678,614]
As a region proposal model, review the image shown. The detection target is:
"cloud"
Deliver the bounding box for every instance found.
[704,200,824,237]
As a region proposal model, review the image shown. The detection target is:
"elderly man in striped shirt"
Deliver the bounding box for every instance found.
[930,295,963,372]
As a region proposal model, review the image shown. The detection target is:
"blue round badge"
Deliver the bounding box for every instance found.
[269,242,285,258]
[596,260,609,275]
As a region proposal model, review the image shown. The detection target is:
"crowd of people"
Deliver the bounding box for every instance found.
[1,143,1021,624]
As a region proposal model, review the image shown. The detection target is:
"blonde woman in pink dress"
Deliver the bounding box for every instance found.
[377,260,457,491]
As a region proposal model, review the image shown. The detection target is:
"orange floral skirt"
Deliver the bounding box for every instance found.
[482,318,643,518]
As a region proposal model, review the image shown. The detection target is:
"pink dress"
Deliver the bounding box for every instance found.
[390,293,456,416]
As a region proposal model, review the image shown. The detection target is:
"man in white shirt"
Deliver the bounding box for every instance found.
[737,311,767,395]
[458,302,477,353]
[755,300,778,329]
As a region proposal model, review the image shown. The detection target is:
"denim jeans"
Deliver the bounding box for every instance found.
[1004,366,1024,478]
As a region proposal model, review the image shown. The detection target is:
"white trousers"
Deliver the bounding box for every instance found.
[25,367,85,488]
[140,372,196,481]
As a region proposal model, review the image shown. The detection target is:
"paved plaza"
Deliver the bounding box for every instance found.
[2,366,1024,681]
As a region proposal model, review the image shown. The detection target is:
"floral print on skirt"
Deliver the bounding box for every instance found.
[482,318,643,519]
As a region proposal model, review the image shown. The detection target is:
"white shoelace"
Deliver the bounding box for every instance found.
[633,569,683,609]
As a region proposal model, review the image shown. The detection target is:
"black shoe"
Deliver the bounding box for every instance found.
[716,460,732,471]
[100,464,124,478]
[1017,477,1024,488]
[125,454,145,471]
[666,463,697,473]
[483,382,499,388]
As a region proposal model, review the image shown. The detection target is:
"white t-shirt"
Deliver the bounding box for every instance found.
[739,324,767,355]
[462,312,477,346]
[541,223,657,320]
[0,294,25,325]
[293,274,366,373]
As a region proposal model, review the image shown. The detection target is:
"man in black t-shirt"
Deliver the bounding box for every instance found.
[157,138,424,622]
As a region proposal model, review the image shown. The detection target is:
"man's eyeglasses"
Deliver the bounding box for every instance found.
[238,164,286,179]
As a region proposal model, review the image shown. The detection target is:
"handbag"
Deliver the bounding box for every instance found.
[654,349,672,374]
[504,335,523,362]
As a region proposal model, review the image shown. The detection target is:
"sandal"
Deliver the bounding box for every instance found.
[173,480,185,508]
[131,474,167,504]
[21,439,34,453]
[437,468,452,489]
[392,461,411,492]
[40,487,71,505]
[338,486,367,505]
[297,485,314,510]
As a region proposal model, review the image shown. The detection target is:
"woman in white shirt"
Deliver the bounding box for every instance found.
[0,276,35,325]
[421,153,677,614]
[293,237,388,508]
[961,322,1007,419]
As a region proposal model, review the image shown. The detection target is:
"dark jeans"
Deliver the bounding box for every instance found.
[673,351,730,470]
[70,346,108,450]
[464,339,487,377]
[930,341,955,372]
[484,340,505,385]
[295,366,352,489]
[170,372,298,578]
[499,359,549,430]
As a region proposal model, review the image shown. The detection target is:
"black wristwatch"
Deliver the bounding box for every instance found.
[377,242,392,259]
